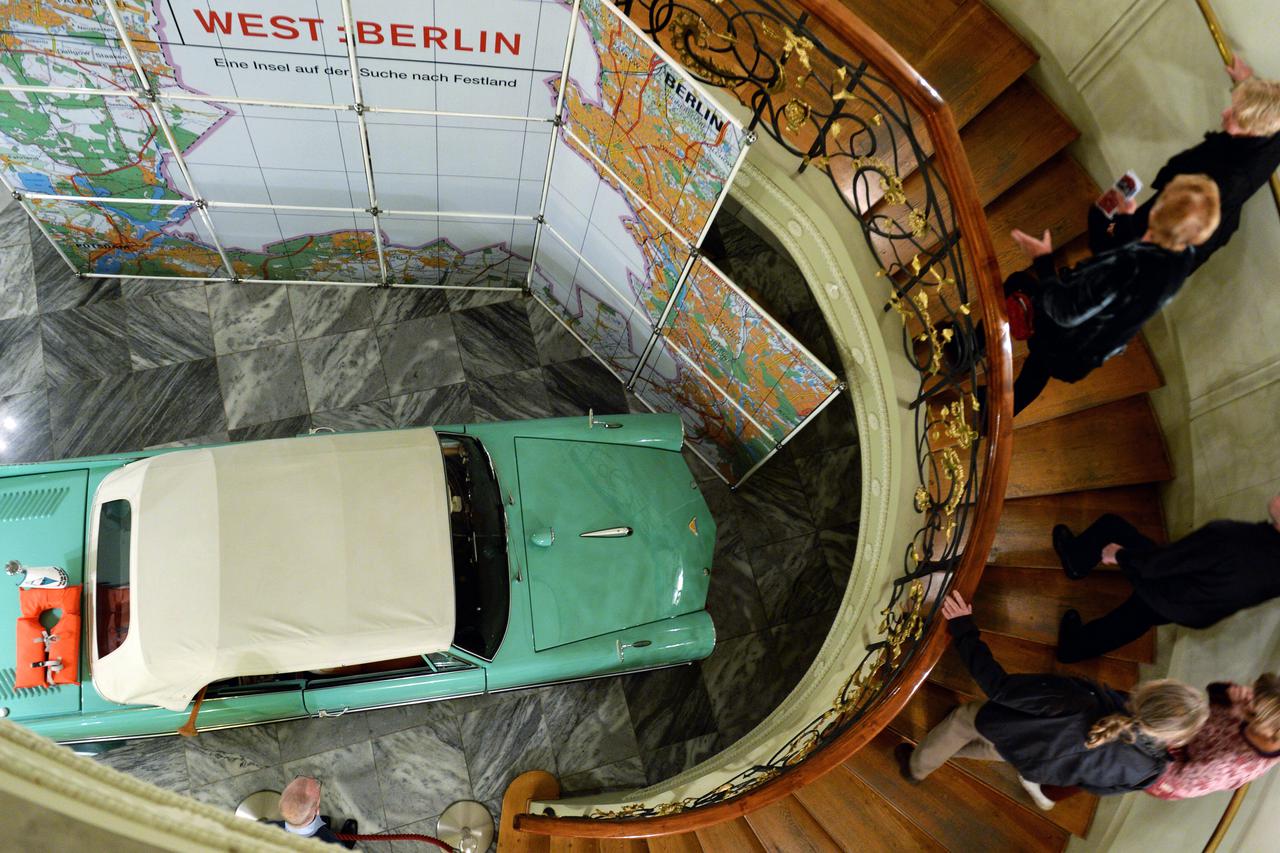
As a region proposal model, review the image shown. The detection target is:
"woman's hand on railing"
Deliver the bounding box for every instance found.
[1227,56,1254,84]
[941,590,973,620]
[1011,228,1053,260]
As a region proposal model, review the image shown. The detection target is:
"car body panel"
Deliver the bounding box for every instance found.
[515,437,714,650]
[1,414,717,744]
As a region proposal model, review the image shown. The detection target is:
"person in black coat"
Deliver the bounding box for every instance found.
[1054,494,1280,663]
[898,592,1208,809]
[269,776,358,849]
[1090,58,1280,270]
[1000,173,1219,415]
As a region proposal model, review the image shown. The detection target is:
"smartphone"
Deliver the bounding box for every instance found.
[1095,170,1143,219]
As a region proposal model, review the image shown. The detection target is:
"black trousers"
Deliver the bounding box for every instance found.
[1057,514,1170,663]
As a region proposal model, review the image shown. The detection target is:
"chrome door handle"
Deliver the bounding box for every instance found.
[317,706,349,718]
[616,639,652,663]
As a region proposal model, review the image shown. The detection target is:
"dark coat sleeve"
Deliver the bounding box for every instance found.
[949,616,1082,715]
[1088,205,1142,255]
[1034,253,1128,328]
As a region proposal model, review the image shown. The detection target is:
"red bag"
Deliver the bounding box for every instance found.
[1006,291,1036,340]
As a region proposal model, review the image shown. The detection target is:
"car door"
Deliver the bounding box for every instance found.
[301,651,486,717]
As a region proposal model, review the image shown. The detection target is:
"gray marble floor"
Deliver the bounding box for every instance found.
[0,199,860,843]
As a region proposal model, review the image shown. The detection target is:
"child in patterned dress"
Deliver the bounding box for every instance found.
[1145,673,1280,799]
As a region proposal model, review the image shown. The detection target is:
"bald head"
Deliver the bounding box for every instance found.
[280,776,321,827]
[1270,494,1280,532]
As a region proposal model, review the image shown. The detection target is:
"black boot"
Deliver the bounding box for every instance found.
[338,818,358,850]
[1056,609,1084,663]
[1053,525,1093,580]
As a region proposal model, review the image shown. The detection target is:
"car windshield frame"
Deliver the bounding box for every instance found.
[438,432,509,660]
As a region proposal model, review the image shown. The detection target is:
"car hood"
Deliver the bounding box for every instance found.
[515,437,715,650]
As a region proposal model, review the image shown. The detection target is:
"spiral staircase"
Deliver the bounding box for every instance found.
[498,0,1176,849]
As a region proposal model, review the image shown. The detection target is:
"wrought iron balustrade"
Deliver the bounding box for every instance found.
[515,0,1013,835]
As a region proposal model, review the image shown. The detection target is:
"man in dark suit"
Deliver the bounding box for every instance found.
[1055,493,1280,663]
[269,776,358,848]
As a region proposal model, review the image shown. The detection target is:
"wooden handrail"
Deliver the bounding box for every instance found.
[515,0,1013,838]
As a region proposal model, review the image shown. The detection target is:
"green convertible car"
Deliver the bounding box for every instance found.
[0,414,716,747]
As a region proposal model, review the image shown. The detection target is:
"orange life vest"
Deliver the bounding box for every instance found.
[15,585,81,689]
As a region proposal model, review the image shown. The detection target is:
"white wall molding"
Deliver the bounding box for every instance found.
[1188,355,1280,420]
[1069,0,1173,90]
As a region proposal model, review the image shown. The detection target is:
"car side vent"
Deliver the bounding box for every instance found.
[0,667,36,701]
[0,486,70,523]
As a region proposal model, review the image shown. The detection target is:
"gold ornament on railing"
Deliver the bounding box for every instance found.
[782,98,811,133]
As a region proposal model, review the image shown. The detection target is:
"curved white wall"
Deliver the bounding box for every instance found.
[982,1,1280,850]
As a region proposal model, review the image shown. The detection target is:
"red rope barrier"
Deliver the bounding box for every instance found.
[335,831,454,850]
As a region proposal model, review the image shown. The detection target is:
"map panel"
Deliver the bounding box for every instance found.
[561,0,743,242]
[28,196,224,278]
[0,3,136,92]
[207,207,379,282]
[662,258,839,440]
[532,225,651,377]
[631,336,776,482]
[380,214,534,288]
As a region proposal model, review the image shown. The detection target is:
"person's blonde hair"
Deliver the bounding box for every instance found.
[1249,673,1280,740]
[1232,77,1280,136]
[1086,679,1209,749]
[1148,174,1220,251]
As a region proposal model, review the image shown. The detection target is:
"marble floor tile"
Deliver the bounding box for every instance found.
[392,383,474,427]
[120,276,204,300]
[48,374,142,457]
[370,286,450,325]
[95,736,191,794]
[559,754,648,797]
[0,389,52,462]
[187,764,287,813]
[131,357,226,447]
[640,732,721,786]
[700,631,789,734]
[372,717,471,828]
[540,679,640,777]
[183,725,283,789]
[468,368,553,422]
[733,451,815,549]
[541,357,627,417]
[218,342,309,429]
[229,414,312,443]
[41,302,131,384]
[622,665,718,754]
[0,240,35,320]
[526,297,588,365]
[459,692,557,806]
[284,740,389,833]
[452,300,539,380]
[794,444,861,529]
[784,308,841,368]
[126,287,215,370]
[701,479,745,559]
[726,249,813,321]
[446,285,520,312]
[0,315,43,396]
[749,532,839,626]
[145,431,229,450]
[706,549,769,641]
[311,398,399,432]
[206,281,294,354]
[275,712,373,764]
[385,814,449,853]
[30,222,121,311]
[0,202,30,246]
[770,609,840,695]
[819,521,860,595]
[298,328,389,412]
[377,313,466,396]
[288,284,373,340]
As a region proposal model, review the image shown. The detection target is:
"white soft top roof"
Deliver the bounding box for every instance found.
[90,429,456,712]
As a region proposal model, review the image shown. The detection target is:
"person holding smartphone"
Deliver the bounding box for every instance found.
[1090,57,1280,268]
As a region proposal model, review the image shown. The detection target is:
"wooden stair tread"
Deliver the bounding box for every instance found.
[990,485,1167,569]
[890,682,1098,837]
[694,817,767,852]
[599,840,648,852]
[646,834,703,853]
[984,153,1100,278]
[845,729,1069,852]
[1007,396,1173,498]
[793,764,946,852]
[1014,337,1164,426]
[549,838,602,852]
[973,564,1155,662]
[931,630,1139,695]
[742,795,841,852]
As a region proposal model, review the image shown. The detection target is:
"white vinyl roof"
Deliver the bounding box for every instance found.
[90,429,456,712]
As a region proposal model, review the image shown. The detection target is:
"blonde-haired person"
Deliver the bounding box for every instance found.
[1091,56,1280,268]
[1145,674,1280,800]
[994,173,1219,415]
[898,592,1208,811]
